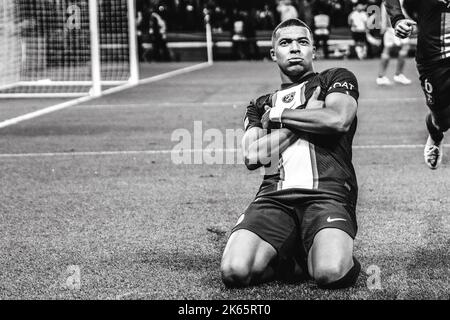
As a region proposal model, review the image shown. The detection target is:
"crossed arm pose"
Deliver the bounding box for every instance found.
[221,18,361,290]
[244,87,357,170]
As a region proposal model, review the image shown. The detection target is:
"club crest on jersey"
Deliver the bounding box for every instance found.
[282,92,296,103]
[274,83,305,109]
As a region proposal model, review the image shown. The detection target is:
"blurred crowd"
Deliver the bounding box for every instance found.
[137,0,382,32]
[137,0,386,61]
[15,0,389,64]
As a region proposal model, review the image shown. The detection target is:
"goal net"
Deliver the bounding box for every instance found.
[0,0,139,98]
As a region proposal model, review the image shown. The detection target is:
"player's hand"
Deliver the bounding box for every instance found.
[394,19,416,39]
[261,105,271,130]
[305,86,324,110]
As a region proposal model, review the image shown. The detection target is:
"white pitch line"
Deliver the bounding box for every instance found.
[138,61,212,85]
[0,149,232,158]
[0,62,212,129]
[79,101,246,108]
[79,97,424,109]
[0,149,174,158]
[354,144,426,149]
[0,90,423,129]
[0,145,447,158]
[0,94,96,129]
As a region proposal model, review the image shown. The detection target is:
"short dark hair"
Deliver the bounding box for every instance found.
[271,18,313,47]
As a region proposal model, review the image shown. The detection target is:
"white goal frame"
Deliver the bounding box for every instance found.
[0,0,139,98]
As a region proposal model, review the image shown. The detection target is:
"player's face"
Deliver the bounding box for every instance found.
[271,26,315,79]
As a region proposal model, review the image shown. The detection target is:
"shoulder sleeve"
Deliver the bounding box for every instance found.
[243,94,271,131]
[323,68,359,102]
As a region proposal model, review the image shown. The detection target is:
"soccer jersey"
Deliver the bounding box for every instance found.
[243,68,359,204]
[386,0,450,66]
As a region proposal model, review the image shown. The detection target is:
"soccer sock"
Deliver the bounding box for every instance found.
[426,113,444,143]
[395,53,406,75]
[317,257,361,290]
[378,55,389,77]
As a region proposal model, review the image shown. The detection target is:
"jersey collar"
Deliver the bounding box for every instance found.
[280,71,317,90]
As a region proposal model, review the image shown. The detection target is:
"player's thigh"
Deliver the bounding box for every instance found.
[398,42,410,56]
[298,198,357,276]
[221,229,276,273]
[383,29,396,48]
[419,65,450,127]
[222,198,297,272]
[307,228,354,278]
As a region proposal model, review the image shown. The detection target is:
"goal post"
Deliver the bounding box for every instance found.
[0,0,139,98]
[203,7,213,65]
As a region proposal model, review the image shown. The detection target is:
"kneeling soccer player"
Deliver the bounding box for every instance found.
[220,19,361,289]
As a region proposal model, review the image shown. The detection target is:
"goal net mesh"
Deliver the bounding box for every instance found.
[0,0,136,97]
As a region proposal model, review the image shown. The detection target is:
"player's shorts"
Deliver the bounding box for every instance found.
[231,194,357,262]
[383,28,410,48]
[351,32,366,43]
[418,60,450,111]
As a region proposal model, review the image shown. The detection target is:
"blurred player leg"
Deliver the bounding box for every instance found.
[352,32,367,60]
[393,41,412,85]
[377,45,393,85]
[377,29,395,86]
[355,41,367,60]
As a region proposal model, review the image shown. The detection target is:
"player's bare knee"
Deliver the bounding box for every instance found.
[221,260,252,288]
[313,261,348,286]
[381,48,390,60]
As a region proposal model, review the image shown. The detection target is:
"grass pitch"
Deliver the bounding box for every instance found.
[0,60,449,300]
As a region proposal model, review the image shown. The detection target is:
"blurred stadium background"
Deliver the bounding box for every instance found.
[0,0,448,300]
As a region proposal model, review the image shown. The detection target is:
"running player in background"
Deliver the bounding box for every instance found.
[348,1,369,59]
[385,0,450,169]
[277,0,299,22]
[313,8,331,59]
[221,19,361,289]
[376,1,412,86]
